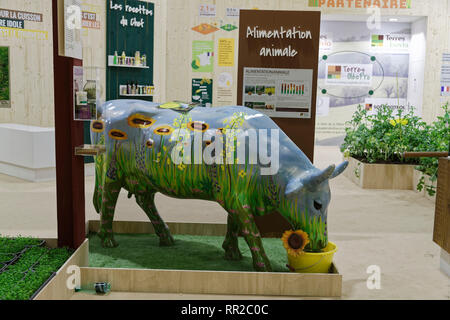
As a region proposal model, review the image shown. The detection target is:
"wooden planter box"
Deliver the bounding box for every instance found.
[344,156,416,190]
[433,158,449,254]
[33,239,89,300]
[412,169,437,202]
[34,221,342,298]
[35,221,342,298]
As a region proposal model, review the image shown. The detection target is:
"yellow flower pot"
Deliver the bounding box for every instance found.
[287,242,337,274]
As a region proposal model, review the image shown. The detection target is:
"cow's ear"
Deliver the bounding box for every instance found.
[285,178,304,196]
[331,161,349,179]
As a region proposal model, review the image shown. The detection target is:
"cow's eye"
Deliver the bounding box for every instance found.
[314,200,322,211]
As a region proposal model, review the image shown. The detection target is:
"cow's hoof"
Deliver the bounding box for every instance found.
[101,237,119,248]
[224,247,243,261]
[253,262,272,272]
[159,235,175,247]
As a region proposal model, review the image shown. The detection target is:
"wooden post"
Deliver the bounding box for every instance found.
[52,0,86,249]
[433,157,449,253]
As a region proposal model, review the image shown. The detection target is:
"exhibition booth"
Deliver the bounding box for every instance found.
[0,0,448,301]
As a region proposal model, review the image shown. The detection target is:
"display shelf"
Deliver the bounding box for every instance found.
[75,144,106,156]
[107,55,149,69]
[108,63,150,69]
[120,94,154,97]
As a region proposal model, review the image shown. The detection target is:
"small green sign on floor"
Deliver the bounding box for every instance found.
[192,78,213,107]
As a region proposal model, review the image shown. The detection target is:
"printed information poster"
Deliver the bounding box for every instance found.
[0,46,9,108]
[192,78,213,107]
[199,4,216,17]
[440,53,450,97]
[226,8,240,18]
[243,67,313,119]
[218,38,235,67]
[217,72,234,104]
[192,41,214,73]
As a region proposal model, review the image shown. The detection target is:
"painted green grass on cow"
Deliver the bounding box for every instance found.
[94,108,327,252]
[97,137,327,251]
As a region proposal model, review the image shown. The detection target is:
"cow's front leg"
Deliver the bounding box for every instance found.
[222,214,243,260]
[98,179,122,248]
[136,193,175,246]
[235,207,272,272]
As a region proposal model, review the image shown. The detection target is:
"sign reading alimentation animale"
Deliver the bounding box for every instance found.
[237,9,321,160]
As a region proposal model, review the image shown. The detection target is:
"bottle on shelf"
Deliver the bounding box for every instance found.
[121,51,126,65]
[113,51,118,65]
[127,82,131,95]
[135,51,141,66]
[142,54,146,67]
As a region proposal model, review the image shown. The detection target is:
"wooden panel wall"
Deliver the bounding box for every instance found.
[164,0,449,124]
[0,0,449,127]
[0,0,54,127]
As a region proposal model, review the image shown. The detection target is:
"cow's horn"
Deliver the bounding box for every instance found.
[331,161,349,179]
[285,165,337,196]
[305,165,335,186]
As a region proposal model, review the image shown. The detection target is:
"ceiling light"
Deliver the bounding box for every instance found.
[389,18,399,22]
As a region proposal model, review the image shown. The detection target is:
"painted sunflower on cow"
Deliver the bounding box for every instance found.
[90,100,347,272]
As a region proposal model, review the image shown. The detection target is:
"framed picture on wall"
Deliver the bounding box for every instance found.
[0,47,10,108]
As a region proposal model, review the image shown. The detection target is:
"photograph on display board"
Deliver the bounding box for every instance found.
[242,67,313,119]
[0,47,10,108]
[191,41,214,73]
[73,66,97,121]
[191,78,213,107]
[316,21,412,145]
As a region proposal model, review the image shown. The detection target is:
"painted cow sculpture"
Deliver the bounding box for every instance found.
[91,100,348,272]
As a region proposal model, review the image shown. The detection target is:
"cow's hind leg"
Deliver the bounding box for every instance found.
[98,179,122,248]
[234,206,272,272]
[135,193,175,246]
[222,214,242,260]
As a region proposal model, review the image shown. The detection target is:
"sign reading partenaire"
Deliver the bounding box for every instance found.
[308,0,412,9]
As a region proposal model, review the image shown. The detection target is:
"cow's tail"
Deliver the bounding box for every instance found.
[91,109,106,214]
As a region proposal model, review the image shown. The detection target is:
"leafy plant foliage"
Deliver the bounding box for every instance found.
[0,47,9,101]
[341,104,449,196]
[0,236,72,300]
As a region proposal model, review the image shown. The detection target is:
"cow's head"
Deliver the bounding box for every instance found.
[283,161,348,250]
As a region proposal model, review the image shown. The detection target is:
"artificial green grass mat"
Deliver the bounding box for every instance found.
[0,237,73,300]
[88,233,290,272]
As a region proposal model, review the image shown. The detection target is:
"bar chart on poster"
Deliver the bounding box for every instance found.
[242,67,313,118]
